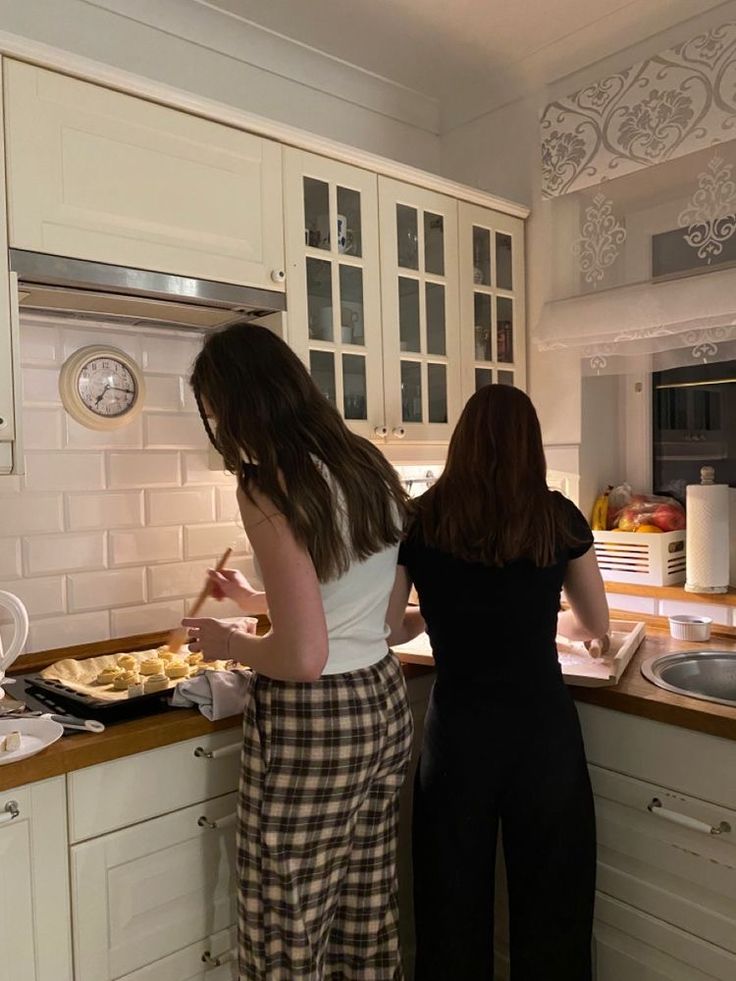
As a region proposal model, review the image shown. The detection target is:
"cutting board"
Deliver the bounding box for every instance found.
[392,619,646,688]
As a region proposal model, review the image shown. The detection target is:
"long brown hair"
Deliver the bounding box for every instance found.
[413,385,578,567]
[190,322,407,581]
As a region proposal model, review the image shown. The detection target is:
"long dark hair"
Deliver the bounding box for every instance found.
[190,322,407,581]
[413,385,579,567]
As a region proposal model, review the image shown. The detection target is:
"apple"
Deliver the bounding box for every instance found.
[616,507,638,531]
[650,503,685,531]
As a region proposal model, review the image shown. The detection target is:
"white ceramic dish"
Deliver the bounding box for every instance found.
[668,615,712,642]
[0,717,64,765]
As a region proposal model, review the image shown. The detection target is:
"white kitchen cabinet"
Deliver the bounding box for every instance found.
[71,791,238,981]
[3,59,284,291]
[458,202,526,397]
[379,177,462,444]
[0,777,73,981]
[283,149,385,440]
[0,60,21,476]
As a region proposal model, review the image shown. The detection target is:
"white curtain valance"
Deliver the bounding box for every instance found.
[534,264,736,371]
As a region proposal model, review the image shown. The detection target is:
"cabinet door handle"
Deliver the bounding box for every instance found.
[194,742,241,760]
[647,798,731,836]
[198,812,237,831]
[202,948,237,967]
[392,426,406,439]
[0,801,19,825]
[373,425,388,438]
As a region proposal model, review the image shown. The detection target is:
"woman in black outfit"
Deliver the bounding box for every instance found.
[387,385,609,981]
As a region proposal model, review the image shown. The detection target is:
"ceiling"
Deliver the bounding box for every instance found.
[199,0,730,128]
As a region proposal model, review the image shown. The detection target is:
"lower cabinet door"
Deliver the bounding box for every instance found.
[595,894,736,981]
[71,793,237,981]
[0,778,72,981]
[117,927,237,981]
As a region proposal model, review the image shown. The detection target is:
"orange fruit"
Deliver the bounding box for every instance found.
[636,524,663,533]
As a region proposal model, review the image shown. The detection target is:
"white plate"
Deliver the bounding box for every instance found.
[0,717,64,765]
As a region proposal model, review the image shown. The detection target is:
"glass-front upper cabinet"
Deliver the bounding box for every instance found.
[283,149,384,439]
[458,202,526,398]
[378,178,461,443]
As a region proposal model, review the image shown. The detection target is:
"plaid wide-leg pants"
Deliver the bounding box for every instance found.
[237,652,414,981]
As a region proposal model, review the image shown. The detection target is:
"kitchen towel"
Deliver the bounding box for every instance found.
[170,669,249,720]
[686,478,730,593]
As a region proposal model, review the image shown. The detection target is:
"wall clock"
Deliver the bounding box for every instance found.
[59,346,145,430]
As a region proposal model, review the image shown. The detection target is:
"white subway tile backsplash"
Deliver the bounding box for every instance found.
[68,567,146,612]
[184,522,247,560]
[107,451,179,488]
[22,367,62,404]
[183,451,235,486]
[24,532,106,575]
[659,599,731,626]
[148,559,211,601]
[22,408,63,449]
[62,327,142,362]
[111,599,185,638]
[66,491,144,531]
[143,374,183,411]
[606,594,658,615]
[146,488,215,526]
[110,527,181,566]
[191,595,252,620]
[20,323,59,364]
[216,485,239,522]
[142,335,201,374]
[24,452,105,492]
[28,611,110,654]
[0,576,65,618]
[0,494,63,534]
[0,539,21,578]
[65,415,144,449]
[181,379,198,411]
[144,413,204,449]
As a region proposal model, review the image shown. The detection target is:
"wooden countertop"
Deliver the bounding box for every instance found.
[604,581,736,607]
[0,653,433,793]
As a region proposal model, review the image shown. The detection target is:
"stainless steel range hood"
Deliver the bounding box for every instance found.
[10,250,286,331]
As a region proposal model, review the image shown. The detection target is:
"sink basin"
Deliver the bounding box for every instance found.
[642,651,736,708]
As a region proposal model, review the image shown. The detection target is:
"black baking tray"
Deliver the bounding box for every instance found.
[16,673,177,722]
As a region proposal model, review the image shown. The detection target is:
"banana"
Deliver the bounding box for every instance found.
[590,488,610,531]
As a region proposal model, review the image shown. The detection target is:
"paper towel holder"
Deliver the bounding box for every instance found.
[684,465,729,595]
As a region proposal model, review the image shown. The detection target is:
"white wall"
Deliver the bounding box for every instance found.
[0,0,441,172]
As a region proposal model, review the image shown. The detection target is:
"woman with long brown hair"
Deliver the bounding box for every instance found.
[387,384,608,981]
[184,322,413,980]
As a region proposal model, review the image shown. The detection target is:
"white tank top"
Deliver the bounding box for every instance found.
[253,462,401,675]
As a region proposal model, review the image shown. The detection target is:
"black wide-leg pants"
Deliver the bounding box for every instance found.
[412,680,596,981]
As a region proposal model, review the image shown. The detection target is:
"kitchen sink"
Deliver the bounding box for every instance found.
[641,652,736,709]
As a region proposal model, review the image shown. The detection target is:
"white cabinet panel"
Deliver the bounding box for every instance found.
[71,793,237,980]
[595,894,736,981]
[0,778,72,981]
[4,60,284,290]
[118,928,236,980]
[68,728,241,841]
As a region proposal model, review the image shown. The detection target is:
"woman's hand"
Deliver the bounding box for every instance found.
[207,567,262,610]
[183,616,257,662]
[584,634,611,659]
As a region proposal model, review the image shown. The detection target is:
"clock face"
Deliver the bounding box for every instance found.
[78,357,137,418]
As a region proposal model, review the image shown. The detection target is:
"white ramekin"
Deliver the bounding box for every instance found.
[668,615,712,642]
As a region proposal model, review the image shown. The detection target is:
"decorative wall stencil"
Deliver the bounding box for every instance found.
[572,193,626,284]
[540,22,736,197]
[677,154,736,261]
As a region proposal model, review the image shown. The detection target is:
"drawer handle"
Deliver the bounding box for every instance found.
[647,798,732,836]
[0,801,19,825]
[194,742,240,760]
[202,948,236,967]
[198,812,237,831]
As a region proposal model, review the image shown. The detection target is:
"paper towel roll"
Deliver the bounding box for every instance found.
[686,480,730,593]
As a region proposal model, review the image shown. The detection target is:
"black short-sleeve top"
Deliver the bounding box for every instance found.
[398,492,593,691]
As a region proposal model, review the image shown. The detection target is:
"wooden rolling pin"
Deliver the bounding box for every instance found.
[167,547,233,653]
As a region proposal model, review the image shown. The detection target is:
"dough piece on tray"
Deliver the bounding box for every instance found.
[113,670,140,691]
[165,660,189,680]
[140,657,164,676]
[144,673,170,693]
[127,680,145,698]
[95,667,123,686]
[116,654,138,671]
[186,651,204,667]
